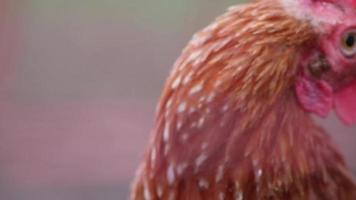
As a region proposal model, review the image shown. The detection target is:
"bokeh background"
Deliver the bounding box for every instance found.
[0,0,355,199]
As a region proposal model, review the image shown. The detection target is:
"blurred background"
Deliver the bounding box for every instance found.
[0,0,355,199]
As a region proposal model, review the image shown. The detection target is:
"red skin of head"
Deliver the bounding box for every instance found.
[295,0,356,125]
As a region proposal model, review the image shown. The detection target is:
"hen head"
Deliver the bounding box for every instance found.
[290,0,356,124]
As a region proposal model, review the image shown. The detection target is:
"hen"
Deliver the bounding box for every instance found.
[131,0,356,199]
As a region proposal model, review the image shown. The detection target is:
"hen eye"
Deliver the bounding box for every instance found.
[341,30,356,57]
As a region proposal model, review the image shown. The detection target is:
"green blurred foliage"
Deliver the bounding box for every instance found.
[28,0,243,30]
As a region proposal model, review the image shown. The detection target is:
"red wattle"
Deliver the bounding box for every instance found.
[295,77,333,117]
[334,80,356,125]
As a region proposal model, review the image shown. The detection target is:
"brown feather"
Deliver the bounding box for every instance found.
[131,0,356,199]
